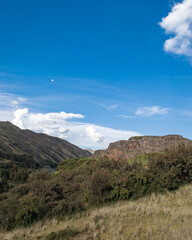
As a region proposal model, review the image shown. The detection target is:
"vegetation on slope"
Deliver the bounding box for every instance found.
[1,183,192,240]
[0,151,39,194]
[1,144,192,232]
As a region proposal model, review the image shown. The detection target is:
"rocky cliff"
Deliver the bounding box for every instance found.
[92,135,192,160]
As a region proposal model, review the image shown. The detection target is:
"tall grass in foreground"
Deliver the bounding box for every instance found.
[1,183,192,240]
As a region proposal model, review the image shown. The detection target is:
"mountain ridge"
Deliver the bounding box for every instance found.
[0,121,91,167]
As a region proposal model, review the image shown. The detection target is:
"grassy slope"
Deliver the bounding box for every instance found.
[1,183,192,240]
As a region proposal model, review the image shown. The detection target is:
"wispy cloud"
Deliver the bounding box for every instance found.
[119,106,170,118]
[0,92,27,109]
[135,106,169,116]
[11,97,26,106]
[183,110,192,117]
[94,102,118,111]
[11,108,141,149]
[159,0,192,61]
[119,114,135,119]
[107,104,118,111]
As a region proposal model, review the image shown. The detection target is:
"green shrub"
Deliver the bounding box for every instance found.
[15,195,39,226]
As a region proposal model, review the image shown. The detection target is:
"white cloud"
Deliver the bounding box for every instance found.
[12,108,84,132]
[11,108,141,149]
[13,108,28,128]
[160,0,192,58]
[135,106,169,116]
[86,125,104,143]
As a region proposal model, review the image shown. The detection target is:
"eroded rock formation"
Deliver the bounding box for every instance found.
[92,135,192,160]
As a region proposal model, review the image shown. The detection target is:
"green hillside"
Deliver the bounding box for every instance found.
[1,183,192,240]
[1,144,192,239]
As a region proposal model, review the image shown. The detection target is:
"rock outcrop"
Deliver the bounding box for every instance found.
[92,135,192,160]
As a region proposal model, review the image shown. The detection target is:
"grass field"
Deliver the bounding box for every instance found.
[1,183,192,240]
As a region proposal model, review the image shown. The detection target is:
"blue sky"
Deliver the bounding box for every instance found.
[1,0,192,148]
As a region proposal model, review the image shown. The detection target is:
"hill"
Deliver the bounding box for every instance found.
[1,183,192,240]
[92,134,192,160]
[0,121,91,167]
[1,144,192,234]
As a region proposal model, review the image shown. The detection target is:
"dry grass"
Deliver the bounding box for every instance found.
[1,184,192,240]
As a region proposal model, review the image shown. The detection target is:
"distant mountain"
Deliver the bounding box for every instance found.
[92,135,192,160]
[85,149,95,154]
[0,121,91,167]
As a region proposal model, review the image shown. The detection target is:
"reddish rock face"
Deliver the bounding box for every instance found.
[92,135,192,160]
